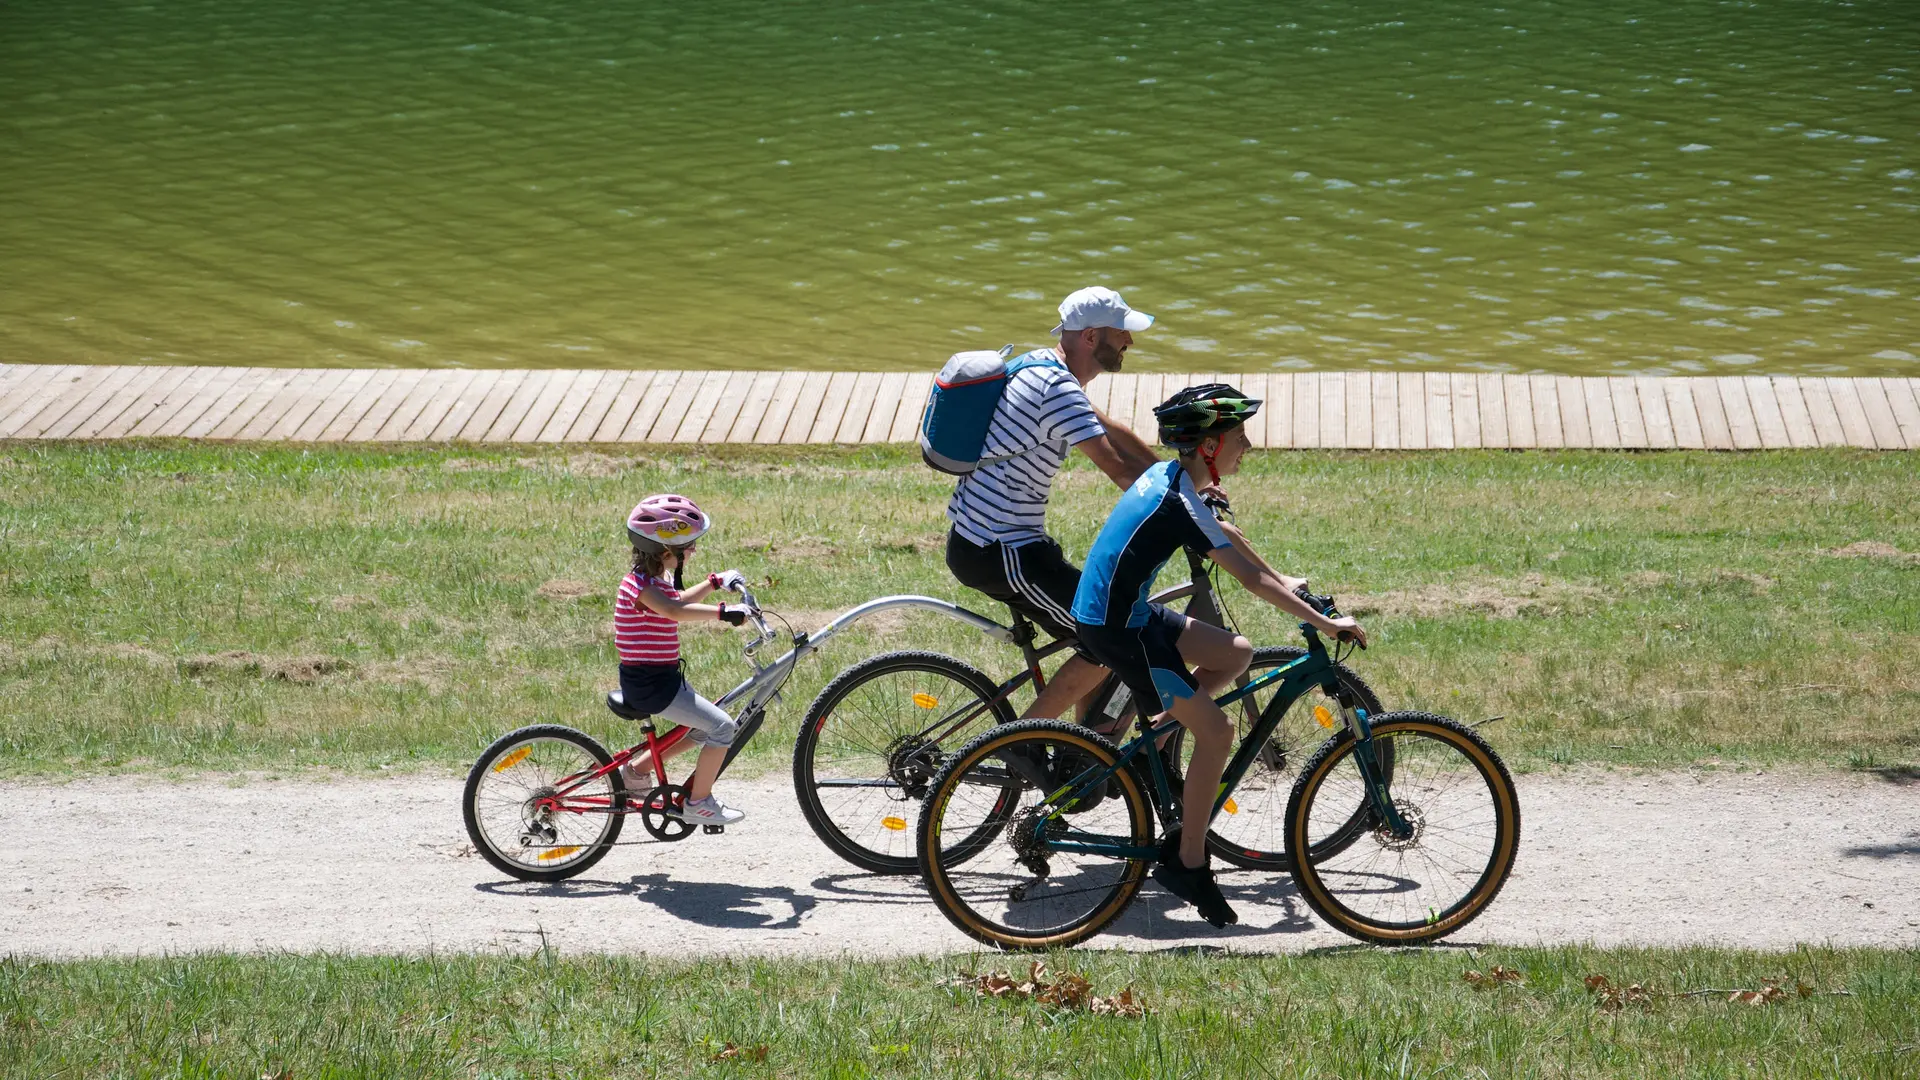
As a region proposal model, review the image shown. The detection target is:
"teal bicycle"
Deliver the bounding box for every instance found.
[915,590,1521,949]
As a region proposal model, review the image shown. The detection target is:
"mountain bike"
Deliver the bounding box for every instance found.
[914,590,1521,949]
[462,586,1020,882]
[792,550,1384,875]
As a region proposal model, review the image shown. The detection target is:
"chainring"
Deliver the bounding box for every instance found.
[640,783,696,842]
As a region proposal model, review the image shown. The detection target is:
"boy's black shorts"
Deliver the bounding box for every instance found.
[1074,604,1200,715]
[945,530,1092,658]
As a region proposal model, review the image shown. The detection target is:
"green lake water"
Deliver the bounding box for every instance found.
[2,0,1915,375]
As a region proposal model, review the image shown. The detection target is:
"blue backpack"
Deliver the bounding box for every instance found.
[918,347,1065,475]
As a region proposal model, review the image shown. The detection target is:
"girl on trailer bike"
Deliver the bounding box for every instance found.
[616,494,753,826]
[1070,384,1366,928]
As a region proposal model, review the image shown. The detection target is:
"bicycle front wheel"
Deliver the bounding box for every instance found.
[794,651,1019,874]
[1285,712,1520,944]
[464,724,627,882]
[918,720,1154,951]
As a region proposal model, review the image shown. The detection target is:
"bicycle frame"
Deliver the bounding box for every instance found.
[535,564,1217,812]
[537,593,1019,809]
[1033,626,1410,862]
[866,574,1211,759]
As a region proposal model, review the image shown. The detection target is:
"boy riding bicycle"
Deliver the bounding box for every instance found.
[1071,384,1367,927]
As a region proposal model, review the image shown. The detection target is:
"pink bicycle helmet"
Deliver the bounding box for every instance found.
[626,494,710,552]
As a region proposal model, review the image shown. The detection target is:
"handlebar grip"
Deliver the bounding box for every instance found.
[1293,584,1340,617]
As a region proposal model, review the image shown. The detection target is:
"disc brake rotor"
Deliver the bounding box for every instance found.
[1374,799,1427,852]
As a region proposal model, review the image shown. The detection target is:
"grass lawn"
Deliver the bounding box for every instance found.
[1,443,1916,778]
[4,946,1916,1078]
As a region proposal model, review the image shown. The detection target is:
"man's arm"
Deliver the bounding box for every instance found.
[1093,408,1161,475]
[1073,409,1161,490]
[1074,434,1146,489]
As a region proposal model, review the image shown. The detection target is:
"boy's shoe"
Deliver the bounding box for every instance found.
[1152,831,1238,928]
[674,795,746,826]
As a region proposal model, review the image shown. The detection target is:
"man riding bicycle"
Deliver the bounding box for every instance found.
[944,286,1163,725]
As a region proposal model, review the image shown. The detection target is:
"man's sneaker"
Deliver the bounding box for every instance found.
[674,795,746,826]
[1151,832,1238,928]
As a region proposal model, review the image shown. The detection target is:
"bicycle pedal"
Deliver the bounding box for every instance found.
[703,824,726,835]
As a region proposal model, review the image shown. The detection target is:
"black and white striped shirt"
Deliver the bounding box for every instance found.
[947,351,1105,547]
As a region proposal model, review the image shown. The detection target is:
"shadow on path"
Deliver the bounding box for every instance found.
[474,872,929,930]
[1841,834,1920,860]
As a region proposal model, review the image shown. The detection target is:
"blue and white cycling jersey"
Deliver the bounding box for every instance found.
[1071,460,1233,629]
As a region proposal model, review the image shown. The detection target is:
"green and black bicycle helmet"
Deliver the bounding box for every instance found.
[1153,383,1262,449]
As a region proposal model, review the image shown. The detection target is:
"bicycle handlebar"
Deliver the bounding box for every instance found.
[733,586,776,656]
[1293,585,1362,647]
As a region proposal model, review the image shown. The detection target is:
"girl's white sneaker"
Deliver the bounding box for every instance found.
[675,795,745,826]
[619,762,655,800]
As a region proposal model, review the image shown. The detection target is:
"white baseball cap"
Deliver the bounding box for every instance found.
[1049,286,1155,335]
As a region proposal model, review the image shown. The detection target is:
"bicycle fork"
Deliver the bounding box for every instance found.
[1343,701,1413,841]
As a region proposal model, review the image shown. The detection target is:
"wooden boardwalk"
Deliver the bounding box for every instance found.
[1,364,1916,449]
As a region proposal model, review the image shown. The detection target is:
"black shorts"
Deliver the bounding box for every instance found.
[946,531,1090,656]
[1074,604,1199,714]
[618,662,685,716]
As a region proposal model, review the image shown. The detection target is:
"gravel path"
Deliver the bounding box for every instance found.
[5,769,1916,957]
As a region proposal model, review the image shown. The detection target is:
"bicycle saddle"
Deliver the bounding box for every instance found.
[604,691,651,722]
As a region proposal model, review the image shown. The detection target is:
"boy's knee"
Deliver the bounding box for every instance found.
[1229,635,1253,672]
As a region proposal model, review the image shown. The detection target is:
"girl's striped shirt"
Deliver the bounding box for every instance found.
[615,571,680,664]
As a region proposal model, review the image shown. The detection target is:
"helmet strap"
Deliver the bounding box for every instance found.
[1200,439,1222,487]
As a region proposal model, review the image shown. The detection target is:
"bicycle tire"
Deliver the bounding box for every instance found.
[918,719,1155,950]
[794,651,1020,874]
[464,724,627,882]
[1284,712,1520,944]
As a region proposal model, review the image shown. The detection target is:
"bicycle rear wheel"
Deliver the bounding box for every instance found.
[917,720,1154,951]
[464,724,626,882]
[794,651,1019,874]
[1285,712,1520,944]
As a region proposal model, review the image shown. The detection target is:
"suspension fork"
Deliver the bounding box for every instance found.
[1344,703,1412,839]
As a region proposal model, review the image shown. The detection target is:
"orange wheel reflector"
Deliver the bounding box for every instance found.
[1224,798,1239,815]
[911,693,939,709]
[492,746,532,772]
[536,846,581,862]
[882,816,908,831]
[1313,705,1336,729]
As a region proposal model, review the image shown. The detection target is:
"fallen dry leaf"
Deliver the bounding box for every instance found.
[708,1042,769,1063]
[951,962,1150,1017]
[1585,974,1657,1011]
[1463,965,1525,989]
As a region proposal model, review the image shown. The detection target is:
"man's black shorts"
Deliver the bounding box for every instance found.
[946,531,1091,656]
[1074,604,1199,715]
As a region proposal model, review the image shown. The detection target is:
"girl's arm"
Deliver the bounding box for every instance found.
[638,582,740,624]
[1205,544,1366,647]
